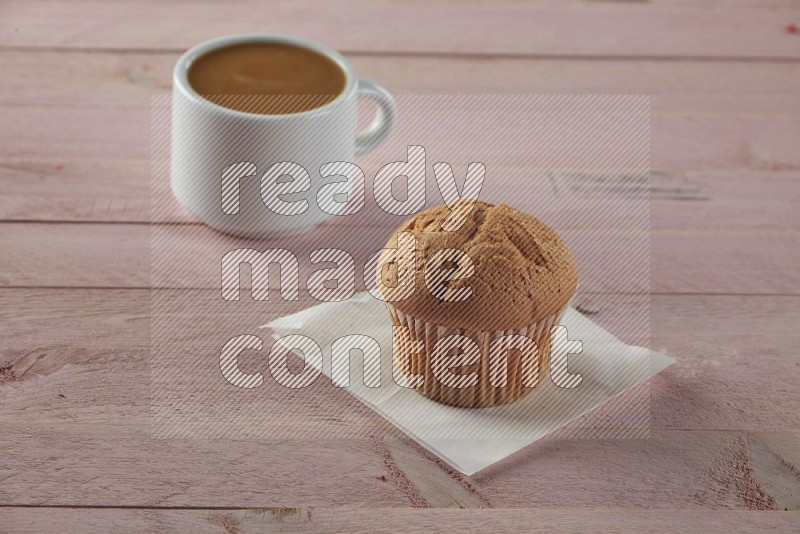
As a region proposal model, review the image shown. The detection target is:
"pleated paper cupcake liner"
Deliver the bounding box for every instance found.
[385,303,570,408]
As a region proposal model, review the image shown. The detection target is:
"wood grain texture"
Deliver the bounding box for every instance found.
[2,0,799,526]
[3,0,800,59]
[2,97,796,170]
[1,222,798,294]
[1,419,798,509]
[474,431,799,510]
[1,292,798,511]
[3,50,800,105]
[2,290,798,433]
[0,508,797,534]
[0,49,798,225]
[3,160,798,229]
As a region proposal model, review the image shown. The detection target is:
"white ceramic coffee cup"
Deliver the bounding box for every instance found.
[171,34,396,239]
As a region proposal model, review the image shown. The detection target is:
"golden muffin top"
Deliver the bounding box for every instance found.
[378,200,578,330]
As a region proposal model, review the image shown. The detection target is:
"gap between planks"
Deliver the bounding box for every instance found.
[3,45,800,64]
[3,0,800,59]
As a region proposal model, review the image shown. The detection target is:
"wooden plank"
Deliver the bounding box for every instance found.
[1,97,797,170]
[0,50,798,225]
[2,127,799,225]
[0,508,798,533]
[0,51,798,224]
[0,159,153,223]
[1,0,798,521]
[0,423,420,508]
[1,289,798,507]
[2,1,800,59]
[3,159,799,230]
[474,430,800,510]
[1,222,798,294]
[1,291,798,433]
[0,426,796,507]
[2,51,800,105]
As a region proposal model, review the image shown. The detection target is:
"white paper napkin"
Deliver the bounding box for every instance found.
[261,292,674,475]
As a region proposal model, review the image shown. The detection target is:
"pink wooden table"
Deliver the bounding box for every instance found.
[1,1,799,531]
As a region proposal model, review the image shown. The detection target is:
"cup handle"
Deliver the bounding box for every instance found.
[355,79,396,156]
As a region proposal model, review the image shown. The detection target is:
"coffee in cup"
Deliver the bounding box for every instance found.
[171,34,396,239]
[187,41,348,115]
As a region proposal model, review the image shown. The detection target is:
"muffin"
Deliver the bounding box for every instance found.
[378,200,578,408]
